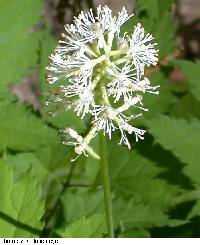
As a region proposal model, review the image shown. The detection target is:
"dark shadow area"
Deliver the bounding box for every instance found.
[135,134,193,189]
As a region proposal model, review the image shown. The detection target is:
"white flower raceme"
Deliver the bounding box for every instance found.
[46,5,159,161]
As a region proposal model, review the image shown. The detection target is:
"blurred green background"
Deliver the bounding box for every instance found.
[0,0,200,238]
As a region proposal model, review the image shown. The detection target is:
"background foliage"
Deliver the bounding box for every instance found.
[0,0,200,238]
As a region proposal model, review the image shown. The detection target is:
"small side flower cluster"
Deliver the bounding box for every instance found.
[46,6,159,161]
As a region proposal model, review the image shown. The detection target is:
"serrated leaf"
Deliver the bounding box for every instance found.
[147,115,200,185]
[0,0,43,89]
[174,60,200,102]
[7,148,71,220]
[61,188,104,225]
[137,0,175,58]
[107,144,163,184]
[0,158,44,237]
[113,197,186,229]
[147,115,200,219]
[0,101,59,152]
[57,214,105,238]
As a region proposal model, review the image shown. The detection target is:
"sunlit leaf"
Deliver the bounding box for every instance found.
[57,214,105,238]
[0,0,43,89]
[0,158,44,237]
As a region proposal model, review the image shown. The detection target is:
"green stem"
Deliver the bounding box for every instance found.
[99,133,114,238]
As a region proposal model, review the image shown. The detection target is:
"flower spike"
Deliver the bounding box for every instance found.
[46,6,159,160]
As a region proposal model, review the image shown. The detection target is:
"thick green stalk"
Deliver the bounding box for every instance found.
[99,133,114,238]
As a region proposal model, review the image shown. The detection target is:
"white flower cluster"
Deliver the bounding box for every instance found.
[46,6,159,161]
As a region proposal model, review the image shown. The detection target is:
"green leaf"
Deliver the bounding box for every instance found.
[94,139,184,229]
[118,229,150,238]
[0,158,44,237]
[128,71,176,129]
[57,214,105,238]
[170,93,200,120]
[187,200,200,219]
[142,71,176,121]
[137,0,174,18]
[7,150,65,189]
[34,144,73,205]
[147,115,200,185]
[147,115,200,219]
[61,188,104,225]
[0,0,43,89]
[7,153,33,182]
[174,60,200,102]
[46,110,87,133]
[0,101,59,152]
[39,29,56,89]
[113,197,186,229]
[107,144,163,184]
[137,0,176,58]
[34,144,71,185]
[7,147,71,222]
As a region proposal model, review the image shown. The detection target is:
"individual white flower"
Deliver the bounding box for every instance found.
[107,63,138,102]
[129,23,158,77]
[61,83,94,118]
[92,106,117,139]
[46,5,159,160]
[96,6,131,35]
[137,77,160,94]
[74,83,95,118]
[62,127,100,161]
[107,63,159,102]
[118,122,146,148]
[92,105,145,149]
[61,128,88,161]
